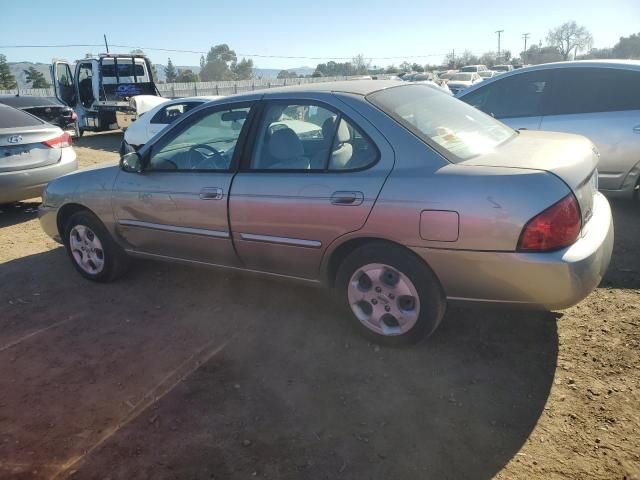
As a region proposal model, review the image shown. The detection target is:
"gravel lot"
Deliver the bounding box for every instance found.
[0,132,638,480]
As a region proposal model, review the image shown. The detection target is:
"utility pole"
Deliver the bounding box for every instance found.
[495,30,504,63]
[103,34,109,53]
[522,33,530,64]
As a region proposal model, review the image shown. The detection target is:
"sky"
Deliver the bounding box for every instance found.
[2,0,639,70]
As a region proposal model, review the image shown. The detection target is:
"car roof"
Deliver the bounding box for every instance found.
[259,80,403,97]
[0,95,65,108]
[458,59,640,97]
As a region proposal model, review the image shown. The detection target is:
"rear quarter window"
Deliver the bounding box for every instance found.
[0,105,43,128]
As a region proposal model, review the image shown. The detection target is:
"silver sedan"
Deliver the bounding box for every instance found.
[0,104,77,204]
[39,81,613,344]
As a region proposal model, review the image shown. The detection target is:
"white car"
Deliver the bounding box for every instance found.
[121,96,222,154]
[446,72,483,95]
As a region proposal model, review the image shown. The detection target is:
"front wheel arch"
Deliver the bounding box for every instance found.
[57,203,96,238]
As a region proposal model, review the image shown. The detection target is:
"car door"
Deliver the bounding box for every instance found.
[460,69,552,131]
[112,100,256,266]
[229,96,394,279]
[540,67,640,191]
[50,61,76,108]
[147,101,202,140]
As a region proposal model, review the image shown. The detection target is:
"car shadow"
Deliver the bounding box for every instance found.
[0,201,40,228]
[75,131,123,154]
[0,249,558,480]
[602,199,639,289]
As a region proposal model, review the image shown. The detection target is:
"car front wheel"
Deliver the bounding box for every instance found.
[63,211,128,282]
[336,242,446,345]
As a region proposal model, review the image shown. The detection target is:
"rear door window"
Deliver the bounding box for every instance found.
[461,70,551,118]
[548,68,640,115]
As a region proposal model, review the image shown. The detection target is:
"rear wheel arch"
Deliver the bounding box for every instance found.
[324,236,444,291]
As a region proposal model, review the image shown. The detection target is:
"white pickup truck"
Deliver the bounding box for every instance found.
[50,53,167,135]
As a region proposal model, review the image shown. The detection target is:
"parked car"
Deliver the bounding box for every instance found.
[460,65,488,73]
[492,64,514,73]
[0,95,80,138]
[458,60,640,198]
[121,96,222,154]
[437,70,458,82]
[39,81,613,344]
[478,70,500,79]
[447,72,483,94]
[0,104,77,204]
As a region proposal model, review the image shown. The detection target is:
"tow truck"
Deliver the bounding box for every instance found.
[50,53,166,135]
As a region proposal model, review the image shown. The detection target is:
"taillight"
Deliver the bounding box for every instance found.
[517,194,581,252]
[43,132,72,149]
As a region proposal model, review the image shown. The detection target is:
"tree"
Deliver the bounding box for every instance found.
[175,69,198,83]
[478,51,497,67]
[352,54,371,75]
[164,58,178,83]
[411,62,425,72]
[547,21,593,60]
[612,32,640,59]
[314,61,356,77]
[23,66,50,88]
[277,70,298,79]
[0,54,17,89]
[521,44,563,65]
[231,58,254,80]
[385,64,399,74]
[200,44,239,81]
[399,61,412,72]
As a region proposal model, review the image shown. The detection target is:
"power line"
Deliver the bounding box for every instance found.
[0,43,474,61]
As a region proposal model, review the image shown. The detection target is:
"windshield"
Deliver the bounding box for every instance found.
[452,73,473,81]
[493,65,510,71]
[367,84,515,162]
[460,66,477,72]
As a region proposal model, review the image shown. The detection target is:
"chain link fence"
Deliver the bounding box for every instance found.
[0,75,385,98]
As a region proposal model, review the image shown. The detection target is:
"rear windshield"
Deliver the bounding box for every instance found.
[0,105,42,128]
[367,84,515,162]
[101,62,146,78]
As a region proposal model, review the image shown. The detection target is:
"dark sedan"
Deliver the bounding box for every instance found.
[0,95,80,138]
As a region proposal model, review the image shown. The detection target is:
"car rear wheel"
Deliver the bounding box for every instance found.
[335,242,446,345]
[63,211,128,282]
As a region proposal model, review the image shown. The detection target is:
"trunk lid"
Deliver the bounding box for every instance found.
[0,125,63,173]
[458,130,599,224]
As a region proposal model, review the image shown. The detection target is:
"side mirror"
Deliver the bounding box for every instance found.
[120,152,143,173]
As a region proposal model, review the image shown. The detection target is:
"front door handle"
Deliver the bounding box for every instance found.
[633,125,640,134]
[331,191,364,206]
[199,187,223,200]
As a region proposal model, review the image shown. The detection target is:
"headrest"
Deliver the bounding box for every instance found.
[268,128,304,160]
[335,119,351,143]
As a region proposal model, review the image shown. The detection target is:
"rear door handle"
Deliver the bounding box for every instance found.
[199,187,223,200]
[331,191,364,206]
[633,125,640,133]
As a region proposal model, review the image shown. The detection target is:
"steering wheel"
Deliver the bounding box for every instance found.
[188,144,226,169]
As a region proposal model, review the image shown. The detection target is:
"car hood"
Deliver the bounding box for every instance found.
[45,162,120,206]
[459,130,599,222]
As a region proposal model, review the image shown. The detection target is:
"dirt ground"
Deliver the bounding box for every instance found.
[0,132,638,480]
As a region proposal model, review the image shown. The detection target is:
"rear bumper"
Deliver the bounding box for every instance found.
[0,148,77,203]
[413,193,614,310]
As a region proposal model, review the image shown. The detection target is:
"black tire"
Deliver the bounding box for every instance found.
[335,242,446,345]
[63,210,129,282]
